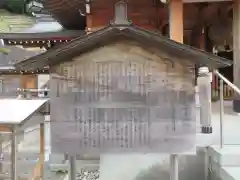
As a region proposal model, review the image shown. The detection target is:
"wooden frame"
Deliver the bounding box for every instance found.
[0,123,44,180]
[0,99,49,180]
[27,123,45,180]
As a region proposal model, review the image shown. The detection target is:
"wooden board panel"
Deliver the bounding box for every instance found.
[91,2,162,31]
[50,40,196,154]
[20,75,37,89]
[0,125,11,132]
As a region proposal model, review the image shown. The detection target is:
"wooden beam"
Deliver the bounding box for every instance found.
[0,125,11,132]
[169,0,183,43]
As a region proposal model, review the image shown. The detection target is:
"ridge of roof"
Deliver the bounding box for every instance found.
[14,24,232,70]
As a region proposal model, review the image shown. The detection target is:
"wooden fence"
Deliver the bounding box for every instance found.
[211,73,234,100]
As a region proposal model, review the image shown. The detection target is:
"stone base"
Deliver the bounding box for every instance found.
[233,100,240,113]
[201,126,212,134]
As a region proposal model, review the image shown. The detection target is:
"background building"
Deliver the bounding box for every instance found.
[0,0,238,108]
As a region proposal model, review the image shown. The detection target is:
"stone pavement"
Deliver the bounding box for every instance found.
[197,101,240,147]
[206,101,240,180]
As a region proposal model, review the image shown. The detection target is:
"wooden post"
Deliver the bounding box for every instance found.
[28,123,45,180]
[86,14,93,34]
[11,125,17,180]
[39,123,45,180]
[233,0,240,112]
[199,27,206,50]
[86,1,92,34]
[169,0,183,44]
[169,1,183,180]
[0,125,11,174]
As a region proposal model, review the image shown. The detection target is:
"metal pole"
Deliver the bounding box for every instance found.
[208,155,212,180]
[170,154,178,180]
[11,125,17,180]
[204,147,209,180]
[0,134,3,173]
[220,79,224,148]
[69,155,76,180]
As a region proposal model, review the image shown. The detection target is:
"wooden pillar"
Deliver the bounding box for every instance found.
[29,123,45,180]
[199,28,206,50]
[85,1,93,34]
[199,28,207,85]
[233,0,240,112]
[169,1,183,180]
[0,126,11,173]
[86,14,93,33]
[39,123,45,180]
[169,0,183,43]
[11,125,17,180]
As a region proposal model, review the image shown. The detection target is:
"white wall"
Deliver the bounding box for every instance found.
[38,75,49,88]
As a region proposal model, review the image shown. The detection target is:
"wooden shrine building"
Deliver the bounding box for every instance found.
[0,45,48,96]
[15,2,231,92]
[1,0,240,111]
[42,0,240,113]
[13,6,232,180]
[12,3,232,180]
[0,30,85,49]
[0,1,234,49]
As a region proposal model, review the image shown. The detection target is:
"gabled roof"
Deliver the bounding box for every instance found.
[15,24,232,70]
[0,44,49,74]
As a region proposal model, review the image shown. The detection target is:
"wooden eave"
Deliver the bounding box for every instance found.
[0,67,49,75]
[43,0,85,29]
[0,30,85,40]
[15,24,232,70]
[0,44,49,74]
[3,40,70,47]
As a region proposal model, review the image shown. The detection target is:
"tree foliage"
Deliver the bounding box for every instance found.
[0,47,10,55]
[4,0,44,15]
[5,0,26,14]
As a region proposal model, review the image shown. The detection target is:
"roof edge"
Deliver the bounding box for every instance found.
[14,24,232,70]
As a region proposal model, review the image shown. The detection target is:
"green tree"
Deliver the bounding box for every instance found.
[5,0,44,15]
[5,0,26,14]
[0,48,10,55]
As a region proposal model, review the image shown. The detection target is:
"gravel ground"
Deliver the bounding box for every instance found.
[76,170,100,180]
